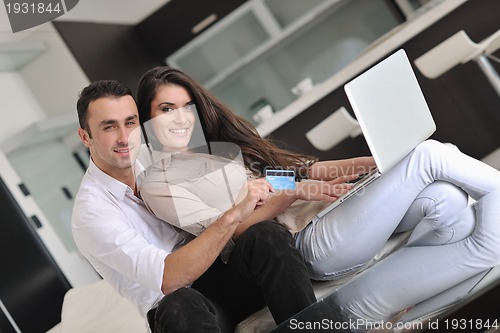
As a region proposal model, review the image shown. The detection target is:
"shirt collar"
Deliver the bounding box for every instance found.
[87,158,145,200]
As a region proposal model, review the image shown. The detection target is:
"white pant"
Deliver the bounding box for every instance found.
[295,140,500,321]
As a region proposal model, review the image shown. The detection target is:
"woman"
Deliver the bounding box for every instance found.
[136,66,500,329]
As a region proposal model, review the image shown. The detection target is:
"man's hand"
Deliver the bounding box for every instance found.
[234,178,274,220]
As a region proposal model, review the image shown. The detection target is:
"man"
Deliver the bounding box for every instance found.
[72,80,316,332]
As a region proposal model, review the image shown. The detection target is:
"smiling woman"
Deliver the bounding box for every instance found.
[135,65,500,332]
[139,80,251,235]
[148,84,197,152]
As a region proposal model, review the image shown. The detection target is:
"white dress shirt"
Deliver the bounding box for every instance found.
[72,157,189,317]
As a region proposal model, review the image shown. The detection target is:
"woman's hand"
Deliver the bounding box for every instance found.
[294,174,360,202]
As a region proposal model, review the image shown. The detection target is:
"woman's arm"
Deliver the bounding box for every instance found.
[308,157,376,180]
[233,176,356,239]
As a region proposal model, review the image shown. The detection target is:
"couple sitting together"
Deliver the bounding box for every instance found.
[72,66,500,332]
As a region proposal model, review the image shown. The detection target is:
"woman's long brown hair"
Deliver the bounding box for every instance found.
[137,66,317,178]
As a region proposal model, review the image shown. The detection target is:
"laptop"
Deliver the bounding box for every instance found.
[316,49,436,218]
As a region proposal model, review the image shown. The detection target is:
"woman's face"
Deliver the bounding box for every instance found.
[149,83,196,152]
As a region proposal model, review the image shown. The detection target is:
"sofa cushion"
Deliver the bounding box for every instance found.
[59,279,148,333]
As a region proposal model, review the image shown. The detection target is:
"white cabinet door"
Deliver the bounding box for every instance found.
[0,149,101,288]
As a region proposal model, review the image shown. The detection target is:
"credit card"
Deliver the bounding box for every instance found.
[265,170,296,190]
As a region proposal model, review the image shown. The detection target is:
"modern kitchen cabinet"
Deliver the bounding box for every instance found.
[137,0,248,64]
[0,114,102,332]
[0,175,70,333]
[264,0,500,163]
[0,115,101,333]
[55,0,499,162]
[166,0,338,87]
[0,115,101,288]
[167,0,404,123]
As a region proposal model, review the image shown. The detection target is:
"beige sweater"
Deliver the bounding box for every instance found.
[140,151,330,235]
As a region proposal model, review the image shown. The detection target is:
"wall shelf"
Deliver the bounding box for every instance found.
[0,41,46,71]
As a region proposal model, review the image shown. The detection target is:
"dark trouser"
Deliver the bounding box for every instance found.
[147,221,316,333]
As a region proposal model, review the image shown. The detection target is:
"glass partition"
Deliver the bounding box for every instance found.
[175,7,272,84]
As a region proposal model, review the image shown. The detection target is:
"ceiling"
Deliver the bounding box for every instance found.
[0,0,170,40]
[0,1,172,70]
[55,0,171,24]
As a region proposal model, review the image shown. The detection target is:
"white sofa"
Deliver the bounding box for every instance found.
[46,278,148,333]
[46,233,409,333]
[47,225,500,333]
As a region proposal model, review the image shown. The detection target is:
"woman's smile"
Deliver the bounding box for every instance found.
[169,127,190,135]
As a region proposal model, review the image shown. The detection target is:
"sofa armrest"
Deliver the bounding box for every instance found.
[58,280,149,333]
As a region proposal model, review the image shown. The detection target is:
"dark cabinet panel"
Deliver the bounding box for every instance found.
[0,308,17,333]
[268,88,372,160]
[136,0,248,63]
[54,21,162,94]
[399,0,500,159]
[0,177,70,333]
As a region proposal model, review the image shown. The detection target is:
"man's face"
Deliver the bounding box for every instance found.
[78,95,141,178]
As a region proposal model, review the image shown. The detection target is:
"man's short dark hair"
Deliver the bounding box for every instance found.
[77,80,133,135]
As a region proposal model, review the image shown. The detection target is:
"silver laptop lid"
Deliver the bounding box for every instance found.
[344,49,436,173]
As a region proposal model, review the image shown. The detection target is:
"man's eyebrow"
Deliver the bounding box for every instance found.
[98,115,137,127]
[99,119,118,127]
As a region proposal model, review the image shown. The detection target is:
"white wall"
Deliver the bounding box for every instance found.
[20,23,90,117]
[0,17,89,141]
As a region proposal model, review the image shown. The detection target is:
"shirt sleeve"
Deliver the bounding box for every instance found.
[72,189,168,293]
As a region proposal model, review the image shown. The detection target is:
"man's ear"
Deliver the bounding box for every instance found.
[78,128,91,148]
